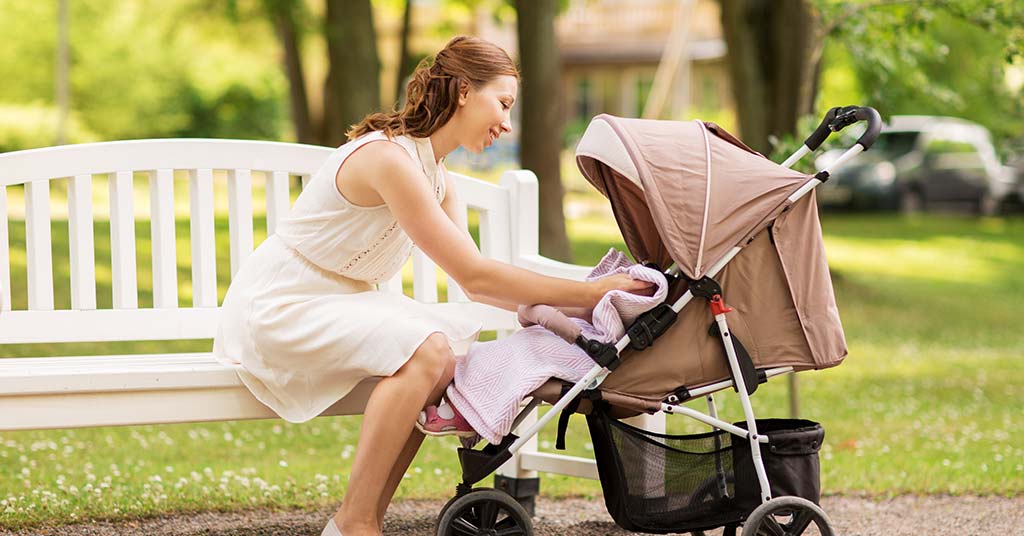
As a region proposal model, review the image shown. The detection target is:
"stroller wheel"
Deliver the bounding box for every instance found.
[741,496,833,536]
[435,488,534,536]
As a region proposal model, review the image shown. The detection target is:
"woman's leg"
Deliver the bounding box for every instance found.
[333,333,453,536]
[374,355,455,527]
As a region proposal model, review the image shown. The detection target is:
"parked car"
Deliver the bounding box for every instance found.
[815,115,1013,215]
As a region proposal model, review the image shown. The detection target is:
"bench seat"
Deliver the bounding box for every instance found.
[0,353,382,430]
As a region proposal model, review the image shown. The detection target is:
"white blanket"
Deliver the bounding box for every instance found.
[445,249,669,444]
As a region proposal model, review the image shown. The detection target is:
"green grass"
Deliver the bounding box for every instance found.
[1,213,1022,527]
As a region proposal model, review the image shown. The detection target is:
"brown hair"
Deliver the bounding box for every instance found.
[347,36,519,141]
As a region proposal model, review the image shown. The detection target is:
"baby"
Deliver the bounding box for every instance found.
[416,249,668,444]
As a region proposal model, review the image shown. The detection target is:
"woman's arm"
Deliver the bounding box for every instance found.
[441,181,594,318]
[364,142,649,309]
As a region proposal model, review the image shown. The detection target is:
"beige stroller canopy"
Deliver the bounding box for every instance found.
[573,115,847,402]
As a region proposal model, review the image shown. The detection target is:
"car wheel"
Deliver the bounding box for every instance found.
[998,193,1023,215]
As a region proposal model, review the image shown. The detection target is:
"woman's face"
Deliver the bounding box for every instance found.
[456,75,517,153]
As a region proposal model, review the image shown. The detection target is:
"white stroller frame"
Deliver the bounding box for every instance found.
[500,106,881,508]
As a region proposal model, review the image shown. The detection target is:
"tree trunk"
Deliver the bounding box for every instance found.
[322,0,380,147]
[269,0,314,144]
[515,0,572,262]
[393,0,414,106]
[719,0,823,153]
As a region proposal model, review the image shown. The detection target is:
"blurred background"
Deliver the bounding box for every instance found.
[2,0,1021,261]
[1,0,1022,527]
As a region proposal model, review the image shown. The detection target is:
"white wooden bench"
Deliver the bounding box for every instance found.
[0,139,662,511]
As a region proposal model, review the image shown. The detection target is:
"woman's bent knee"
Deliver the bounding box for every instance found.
[403,332,453,379]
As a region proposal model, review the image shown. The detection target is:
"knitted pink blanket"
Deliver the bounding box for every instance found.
[445,249,668,444]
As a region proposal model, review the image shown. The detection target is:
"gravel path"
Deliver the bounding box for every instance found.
[4,495,1022,535]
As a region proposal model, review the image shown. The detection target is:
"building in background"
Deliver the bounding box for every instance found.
[557,0,730,137]
[376,0,731,169]
[381,0,730,128]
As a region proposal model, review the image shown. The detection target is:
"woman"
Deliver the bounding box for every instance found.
[213,36,651,536]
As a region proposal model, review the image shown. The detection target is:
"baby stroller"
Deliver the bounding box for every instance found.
[434,106,882,536]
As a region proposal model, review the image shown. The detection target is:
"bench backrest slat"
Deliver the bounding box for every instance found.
[110,171,139,309]
[265,170,291,236]
[378,270,403,295]
[0,186,9,311]
[189,168,218,308]
[69,174,98,310]
[227,169,255,277]
[446,193,470,303]
[150,169,179,308]
[411,247,438,303]
[26,180,54,310]
[0,140,522,345]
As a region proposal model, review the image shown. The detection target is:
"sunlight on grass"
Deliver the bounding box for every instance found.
[825,234,1021,285]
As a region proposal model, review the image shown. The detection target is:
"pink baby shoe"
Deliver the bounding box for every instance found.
[416,404,477,438]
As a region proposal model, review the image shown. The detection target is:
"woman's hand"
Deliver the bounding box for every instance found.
[589,273,657,305]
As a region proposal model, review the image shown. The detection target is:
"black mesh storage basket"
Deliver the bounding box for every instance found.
[586,407,745,533]
[732,418,824,511]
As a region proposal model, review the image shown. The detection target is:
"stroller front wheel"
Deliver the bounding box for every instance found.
[741,496,833,536]
[435,488,534,536]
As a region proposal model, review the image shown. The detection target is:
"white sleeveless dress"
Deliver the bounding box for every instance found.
[213,132,482,423]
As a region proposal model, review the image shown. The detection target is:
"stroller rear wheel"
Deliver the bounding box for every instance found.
[435,488,534,536]
[741,496,833,536]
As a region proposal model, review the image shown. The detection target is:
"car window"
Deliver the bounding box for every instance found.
[924,138,984,170]
[924,139,976,154]
[873,132,919,158]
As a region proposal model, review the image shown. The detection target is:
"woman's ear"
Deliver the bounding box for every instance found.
[458,80,469,107]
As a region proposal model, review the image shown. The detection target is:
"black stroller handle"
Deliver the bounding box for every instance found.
[803,106,883,151]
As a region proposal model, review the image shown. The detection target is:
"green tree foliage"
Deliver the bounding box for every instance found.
[724,0,1022,159]
[0,104,99,153]
[820,0,1024,153]
[0,0,287,150]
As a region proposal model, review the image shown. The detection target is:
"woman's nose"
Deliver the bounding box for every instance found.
[500,120,512,134]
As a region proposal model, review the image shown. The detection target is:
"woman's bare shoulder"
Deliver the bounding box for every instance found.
[335,138,425,207]
[342,137,413,173]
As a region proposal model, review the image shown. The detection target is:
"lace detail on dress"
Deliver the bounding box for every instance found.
[273,133,449,284]
[337,164,445,280]
[339,221,400,274]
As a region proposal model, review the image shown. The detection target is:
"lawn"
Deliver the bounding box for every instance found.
[1,211,1022,528]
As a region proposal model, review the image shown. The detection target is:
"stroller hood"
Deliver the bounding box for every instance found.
[575,114,812,279]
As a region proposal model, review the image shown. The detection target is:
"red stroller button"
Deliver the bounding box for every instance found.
[709,294,733,316]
